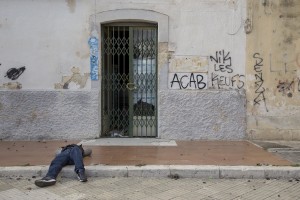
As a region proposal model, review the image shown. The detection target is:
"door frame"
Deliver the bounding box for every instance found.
[101,23,158,137]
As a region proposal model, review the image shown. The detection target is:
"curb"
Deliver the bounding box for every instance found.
[0,165,299,179]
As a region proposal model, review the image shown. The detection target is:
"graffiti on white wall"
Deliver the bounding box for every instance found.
[168,72,207,89]
[210,50,233,74]
[210,50,245,89]
[0,63,24,89]
[88,36,99,80]
[4,66,26,80]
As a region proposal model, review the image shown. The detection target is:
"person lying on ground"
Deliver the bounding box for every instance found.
[35,144,92,187]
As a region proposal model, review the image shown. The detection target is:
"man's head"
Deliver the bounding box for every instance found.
[77,144,92,157]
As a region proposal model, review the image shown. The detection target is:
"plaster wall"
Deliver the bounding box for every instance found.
[246,0,300,140]
[0,0,247,140]
[94,0,247,140]
[0,0,92,89]
[95,0,247,88]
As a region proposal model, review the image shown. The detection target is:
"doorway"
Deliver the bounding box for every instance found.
[101,23,157,137]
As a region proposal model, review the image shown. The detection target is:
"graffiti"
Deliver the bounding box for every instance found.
[211,73,244,89]
[88,36,99,80]
[210,50,233,73]
[4,66,26,80]
[277,80,294,97]
[169,72,207,90]
[253,53,268,112]
[210,50,244,89]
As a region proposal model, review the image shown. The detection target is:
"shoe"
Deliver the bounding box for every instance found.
[35,176,56,187]
[77,171,87,182]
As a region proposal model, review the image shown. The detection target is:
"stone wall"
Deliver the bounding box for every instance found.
[0,90,99,140]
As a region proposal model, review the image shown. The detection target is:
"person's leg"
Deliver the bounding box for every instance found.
[35,150,70,187]
[46,150,70,179]
[69,146,85,173]
[69,146,87,182]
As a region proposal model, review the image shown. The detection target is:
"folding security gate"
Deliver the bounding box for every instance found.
[101,23,157,137]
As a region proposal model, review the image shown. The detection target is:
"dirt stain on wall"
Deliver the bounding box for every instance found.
[66,0,76,13]
[246,0,300,139]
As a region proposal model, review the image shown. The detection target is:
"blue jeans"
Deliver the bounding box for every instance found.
[46,145,85,179]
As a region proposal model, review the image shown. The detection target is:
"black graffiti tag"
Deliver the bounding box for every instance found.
[5,66,26,80]
[211,72,245,89]
[170,73,206,89]
[277,80,294,96]
[253,53,268,112]
[210,50,233,73]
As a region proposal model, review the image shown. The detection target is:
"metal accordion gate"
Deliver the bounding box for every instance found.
[101,23,157,137]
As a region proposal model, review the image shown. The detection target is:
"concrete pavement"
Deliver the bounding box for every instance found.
[1,164,300,180]
[0,177,299,199]
[1,139,300,199]
[0,139,299,180]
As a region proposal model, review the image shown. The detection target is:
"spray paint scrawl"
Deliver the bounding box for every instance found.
[5,66,26,80]
[88,37,99,80]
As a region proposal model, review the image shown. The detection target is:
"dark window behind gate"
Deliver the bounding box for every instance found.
[101,23,157,137]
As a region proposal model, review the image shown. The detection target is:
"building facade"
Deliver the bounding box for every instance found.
[0,0,299,141]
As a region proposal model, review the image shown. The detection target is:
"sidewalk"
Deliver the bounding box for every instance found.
[0,139,299,179]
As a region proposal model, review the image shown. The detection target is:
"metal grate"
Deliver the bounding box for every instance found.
[102,25,157,137]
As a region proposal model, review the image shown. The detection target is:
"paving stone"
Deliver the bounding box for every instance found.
[1,177,299,200]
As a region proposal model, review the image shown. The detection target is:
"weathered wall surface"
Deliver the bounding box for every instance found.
[0,0,92,89]
[246,0,300,140]
[0,90,99,140]
[159,89,246,140]
[94,0,247,139]
[0,0,247,140]
[0,0,100,140]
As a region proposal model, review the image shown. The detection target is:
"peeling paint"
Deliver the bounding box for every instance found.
[55,67,89,89]
[246,0,300,139]
[169,56,208,73]
[0,82,22,89]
